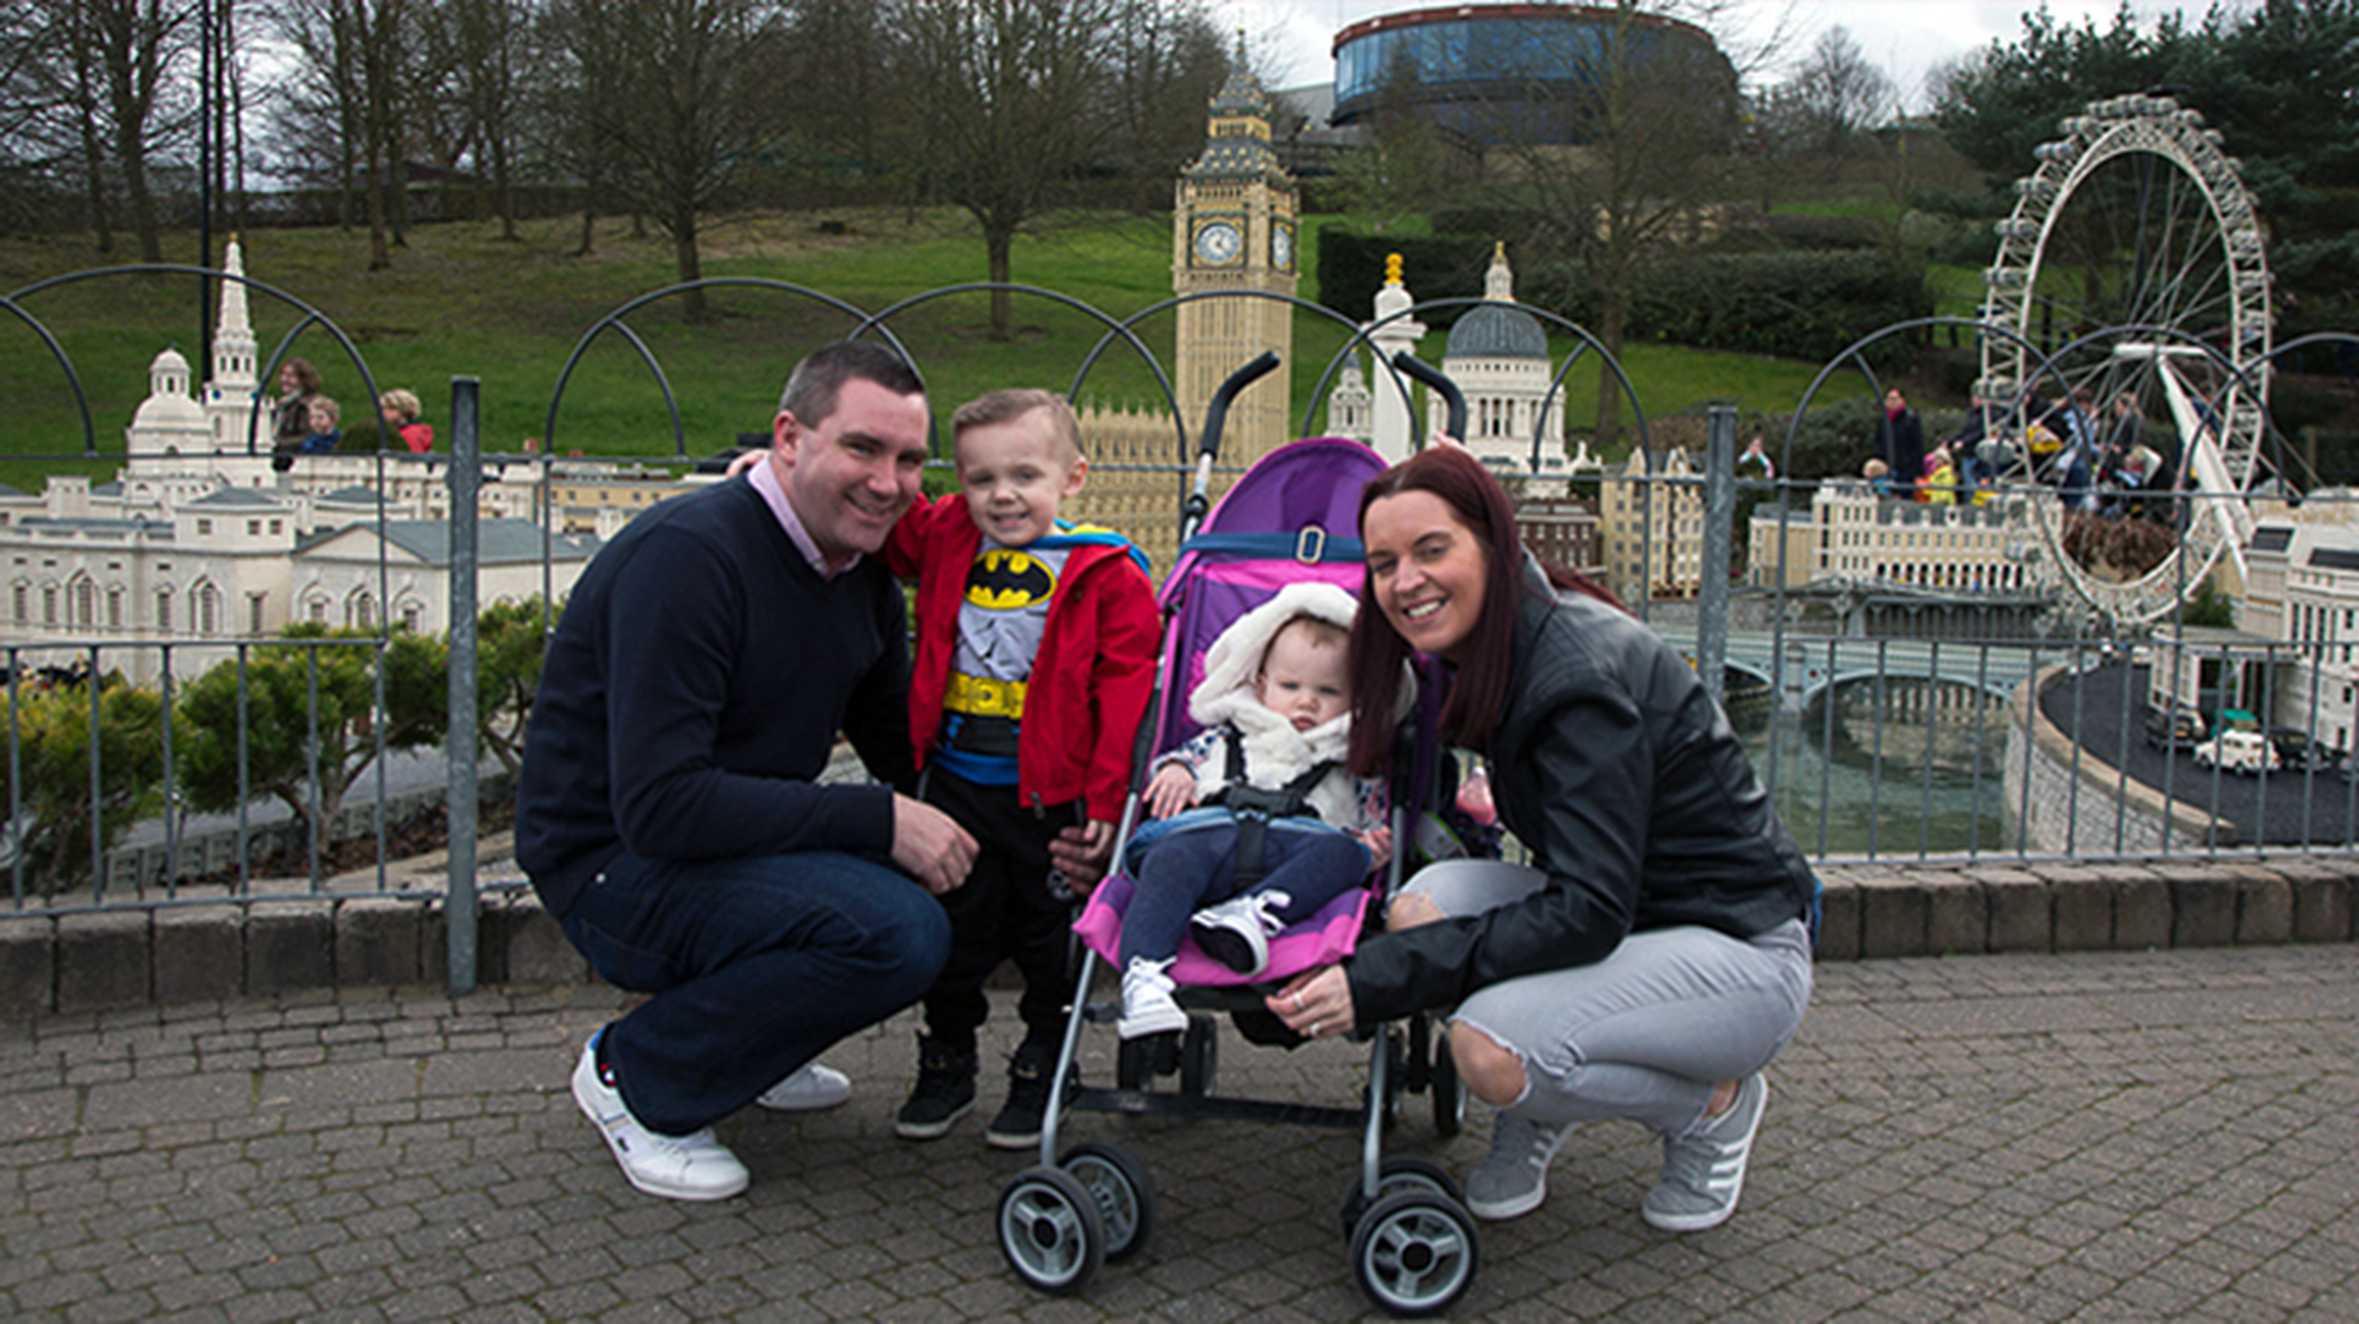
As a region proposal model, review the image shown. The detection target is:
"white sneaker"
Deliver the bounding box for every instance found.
[754,1061,852,1112]
[1117,957,1188,1039]
[571,1033,750,1202]
[1189,888,1292,977]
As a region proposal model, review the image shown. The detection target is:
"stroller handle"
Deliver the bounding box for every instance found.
[1198,351,1281,461]
[1388,351,1469,445]
[1181,352,1282,545]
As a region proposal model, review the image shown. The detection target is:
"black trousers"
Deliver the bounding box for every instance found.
[919,765,1080,1053]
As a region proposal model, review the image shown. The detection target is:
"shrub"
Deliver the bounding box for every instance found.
[1314,229,1497,326]
[1519,250,1931,370]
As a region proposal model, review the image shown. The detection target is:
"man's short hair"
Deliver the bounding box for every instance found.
[950,388,1082,465]
[777,341,925,426]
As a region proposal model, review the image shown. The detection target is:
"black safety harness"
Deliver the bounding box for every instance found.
[1201,726,1337,890]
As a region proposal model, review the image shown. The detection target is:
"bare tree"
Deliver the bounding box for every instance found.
[878,0,1219,340]
[1476,0,1768,439]
[1779,25,1893,161]
[446,0,529,239]
[555,0,788,318]
[82,0,202,261]
[264,0,367,227]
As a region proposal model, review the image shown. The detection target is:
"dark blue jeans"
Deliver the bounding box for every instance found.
[1117,820,1369,968]
[560,849,952,1135]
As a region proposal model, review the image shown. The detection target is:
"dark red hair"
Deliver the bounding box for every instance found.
[1346,446,1622,774]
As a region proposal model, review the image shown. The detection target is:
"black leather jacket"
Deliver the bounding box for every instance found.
[1347,557,1818,1025]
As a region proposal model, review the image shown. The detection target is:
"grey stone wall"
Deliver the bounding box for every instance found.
[2002,664,2223,854]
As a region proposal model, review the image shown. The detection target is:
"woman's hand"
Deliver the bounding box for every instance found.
[1356,825,1393,874]
[1143,763,1198,820]
[1267,963,1354,1040]
[723,447,766,480]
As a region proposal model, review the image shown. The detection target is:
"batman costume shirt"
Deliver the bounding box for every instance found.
[935,539,1072,780]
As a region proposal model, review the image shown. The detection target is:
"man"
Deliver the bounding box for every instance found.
[516,341,978,1202]
[1878,388,1924,498]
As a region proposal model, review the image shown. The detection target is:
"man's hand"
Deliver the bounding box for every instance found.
[1143,763,1198,820]
[890,793,976,896]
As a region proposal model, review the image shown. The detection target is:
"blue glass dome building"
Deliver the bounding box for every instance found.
[1330,4,1733,146]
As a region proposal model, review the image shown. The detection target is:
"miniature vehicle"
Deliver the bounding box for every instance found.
[2191,730,2278,775]
[2217,707,2262,735]
[2143,707,2205,751]
[2267,726,2341,771]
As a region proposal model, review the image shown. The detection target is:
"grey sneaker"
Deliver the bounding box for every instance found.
[1463,1109,1574,1221]
[1643,1073,1768,1232]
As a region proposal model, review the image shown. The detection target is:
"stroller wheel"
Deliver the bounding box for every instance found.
[997,1165,1105,1294]
[1350,1189,1480,1317]
[1430,1029,1466,1139]
[1060,1142,1155,1261]
[1179,1018,1218,1097]
[1337,1157,1467,1239]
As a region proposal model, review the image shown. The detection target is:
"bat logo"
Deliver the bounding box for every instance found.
[965,549,1056,609]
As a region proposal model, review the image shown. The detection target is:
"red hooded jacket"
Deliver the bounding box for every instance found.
[884,493,1158,825]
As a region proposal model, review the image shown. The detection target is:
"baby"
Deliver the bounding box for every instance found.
[1116,580,1398,1039]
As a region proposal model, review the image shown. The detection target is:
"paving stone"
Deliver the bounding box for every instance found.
[1812,878,1860,962]
[2225,864,2294,945]
[2168,873,2237,948]
[55,913,149,1013]
[494,893,584,986]
[244,901,334,996]
[2288,868,2352,942]
[0,916,53,1020]
[1979,869,2052,954]
[153,908,243,1006]
[1926,874,1989,956]
[333,898,421,988]
[1855,874,1928,958]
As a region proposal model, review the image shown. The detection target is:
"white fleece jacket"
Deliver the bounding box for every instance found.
[1166,580,1413,829]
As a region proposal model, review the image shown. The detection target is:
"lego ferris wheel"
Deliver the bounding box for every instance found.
[1977,92,2275,627]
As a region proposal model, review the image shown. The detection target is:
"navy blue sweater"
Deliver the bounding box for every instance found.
[515,479,916,919]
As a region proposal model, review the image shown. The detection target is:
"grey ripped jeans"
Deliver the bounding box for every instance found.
[1405,860,1813,1139]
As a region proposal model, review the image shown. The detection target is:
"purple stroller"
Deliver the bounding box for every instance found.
[993,354,1485,1316]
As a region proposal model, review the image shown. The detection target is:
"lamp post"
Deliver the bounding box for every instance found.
[197,0,216,378]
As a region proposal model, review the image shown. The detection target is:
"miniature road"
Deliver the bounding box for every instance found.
[2,945,2354,1322]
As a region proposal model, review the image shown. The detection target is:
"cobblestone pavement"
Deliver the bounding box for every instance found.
[3,946,2355,1323]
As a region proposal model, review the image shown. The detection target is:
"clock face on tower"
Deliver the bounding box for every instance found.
[1271,224,1294,271]
[1193,220,1243,266]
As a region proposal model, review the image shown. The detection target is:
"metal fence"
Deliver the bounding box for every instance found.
[5,263,2356,992]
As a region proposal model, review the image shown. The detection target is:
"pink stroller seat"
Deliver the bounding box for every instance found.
[1072,872,1369,988]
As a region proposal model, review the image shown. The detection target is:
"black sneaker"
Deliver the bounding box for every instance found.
[984,1038,1074,1151]
[894,1036,977,1141]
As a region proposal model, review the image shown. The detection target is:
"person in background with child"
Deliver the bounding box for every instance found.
[271,358,322,451]
[1114,582,1400,1038]
[380,389,436,453]
[1270,444,1815,1234]
[881,388,1159,1149]
[297,397,342,454]
[1879,387,1923,499]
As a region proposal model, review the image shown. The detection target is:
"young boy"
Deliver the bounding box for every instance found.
[883,388,1158,1147]
[298,397,342,454]
[379,389,436,454]
[1116,581,1396,1037]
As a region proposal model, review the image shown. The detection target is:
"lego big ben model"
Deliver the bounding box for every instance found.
[1172,40,1299,474]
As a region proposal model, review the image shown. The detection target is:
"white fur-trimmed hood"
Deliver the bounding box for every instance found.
[1183,581,1414,825]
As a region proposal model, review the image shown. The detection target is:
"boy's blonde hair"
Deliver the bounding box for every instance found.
[1862,457,1889,478]
[951,389,1082,467]
[309,396,341,427]
[380,388,421,422]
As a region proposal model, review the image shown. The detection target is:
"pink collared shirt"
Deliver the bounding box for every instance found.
[745,453,857,579]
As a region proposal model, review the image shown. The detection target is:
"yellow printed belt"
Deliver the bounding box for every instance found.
[944,672,1028,718]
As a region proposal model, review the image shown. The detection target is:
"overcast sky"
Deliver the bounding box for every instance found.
[1235,1,2221,109]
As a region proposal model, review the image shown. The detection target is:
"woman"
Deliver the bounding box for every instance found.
[1267,445,1816,1233]
[270,358,323,452]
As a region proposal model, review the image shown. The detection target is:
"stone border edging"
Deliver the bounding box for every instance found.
[3,850,2352,1018]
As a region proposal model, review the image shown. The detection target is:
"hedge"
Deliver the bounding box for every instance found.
[1315,229,1497,326]
[1518,249,1932,369]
